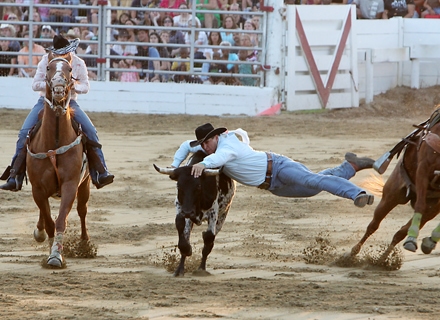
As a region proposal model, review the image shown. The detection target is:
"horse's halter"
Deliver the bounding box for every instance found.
[45,57,74,115]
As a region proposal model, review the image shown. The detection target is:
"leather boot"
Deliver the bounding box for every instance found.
[345,152,375,172]
[0,149,27,192]
[86,146,114,189]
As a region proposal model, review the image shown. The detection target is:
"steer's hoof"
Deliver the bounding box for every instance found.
[403,237,418,252]
[421,237,437,254]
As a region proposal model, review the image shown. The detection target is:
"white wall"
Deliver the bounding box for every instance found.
[0,78,277,115]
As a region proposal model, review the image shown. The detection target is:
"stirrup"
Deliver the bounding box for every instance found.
[0,165,11,180]
[90,170,114,189]
[0,173,24,192]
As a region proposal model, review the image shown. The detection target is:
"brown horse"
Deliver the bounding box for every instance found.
[27,53,90,268]
[349,109,440,262]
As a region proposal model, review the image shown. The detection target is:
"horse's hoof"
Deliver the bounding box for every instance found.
[33,228,46,242]
[421,237,437,254]
[403,237,418,252]
[47,253,64,268]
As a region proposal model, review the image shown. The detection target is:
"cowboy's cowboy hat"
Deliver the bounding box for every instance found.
[47,34,80,55]
[190,123,227,147]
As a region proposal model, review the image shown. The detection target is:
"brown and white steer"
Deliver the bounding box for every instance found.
[154,151,235,276]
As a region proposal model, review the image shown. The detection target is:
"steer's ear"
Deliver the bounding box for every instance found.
[169,172,178,181]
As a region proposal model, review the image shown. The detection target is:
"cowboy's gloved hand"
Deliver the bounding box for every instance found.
[191,163,205,178]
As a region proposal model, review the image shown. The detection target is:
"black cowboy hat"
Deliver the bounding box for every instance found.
[47,34,80,55]
[189,123,227,147]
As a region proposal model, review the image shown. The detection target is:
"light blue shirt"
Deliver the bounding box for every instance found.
[172,130,267,187]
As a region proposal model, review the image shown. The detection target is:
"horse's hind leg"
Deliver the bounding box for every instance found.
[350,197,399,256]
[405,204,440,253]
[77,179,90,241]
[377,219,412,261]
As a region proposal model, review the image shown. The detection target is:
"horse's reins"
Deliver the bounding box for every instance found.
[401,111,440,197]
[27,57,82,194]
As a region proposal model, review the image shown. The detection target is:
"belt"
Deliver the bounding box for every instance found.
[257,152,272,190]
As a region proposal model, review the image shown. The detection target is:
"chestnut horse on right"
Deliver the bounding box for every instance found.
[350,108,440,262]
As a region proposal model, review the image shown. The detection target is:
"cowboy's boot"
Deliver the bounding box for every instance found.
[0,148,27,192]
[345,152,375,172]
[86,145,114,189]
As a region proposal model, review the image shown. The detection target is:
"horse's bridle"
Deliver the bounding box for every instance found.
[45,57,74,115]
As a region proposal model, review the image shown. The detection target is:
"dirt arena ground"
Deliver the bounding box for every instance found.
[2,86,440,320]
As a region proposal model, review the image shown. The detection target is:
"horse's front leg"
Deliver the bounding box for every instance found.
[47,183,77,267]
[31,191,54,243]
[404,172,430,252]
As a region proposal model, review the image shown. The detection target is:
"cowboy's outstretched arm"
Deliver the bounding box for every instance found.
[171,140,204,168]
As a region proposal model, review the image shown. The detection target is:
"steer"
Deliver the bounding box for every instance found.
[154,151,235,277]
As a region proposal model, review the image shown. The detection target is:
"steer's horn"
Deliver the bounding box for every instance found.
[204,169,220,176]
[153,164,175,175]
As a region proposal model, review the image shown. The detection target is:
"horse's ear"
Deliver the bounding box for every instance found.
[48,51,54,62]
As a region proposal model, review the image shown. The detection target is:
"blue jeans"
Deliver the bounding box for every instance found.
[13,96,107,168]
[268,153,364,200]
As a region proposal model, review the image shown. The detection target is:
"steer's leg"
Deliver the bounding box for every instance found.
[198,206,218,274]
[174,214,193,277]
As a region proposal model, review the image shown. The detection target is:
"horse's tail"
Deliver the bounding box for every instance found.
[359,173,385,197]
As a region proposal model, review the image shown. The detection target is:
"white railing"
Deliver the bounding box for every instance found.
[0,1,266,86]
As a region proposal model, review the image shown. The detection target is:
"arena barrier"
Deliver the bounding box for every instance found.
[2,2,440,115]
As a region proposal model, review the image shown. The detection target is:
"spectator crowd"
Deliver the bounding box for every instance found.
[0,0,262,86]
[1,0,437,84]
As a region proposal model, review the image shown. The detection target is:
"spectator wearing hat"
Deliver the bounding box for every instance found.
[17,31,46,78]
[40,25,54,49]
[6,13,25,38]
[0,34,114,192]
[112,28,138,56]
[0,33,17,77]
[0,24,21,52]
[65,28,81,40]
